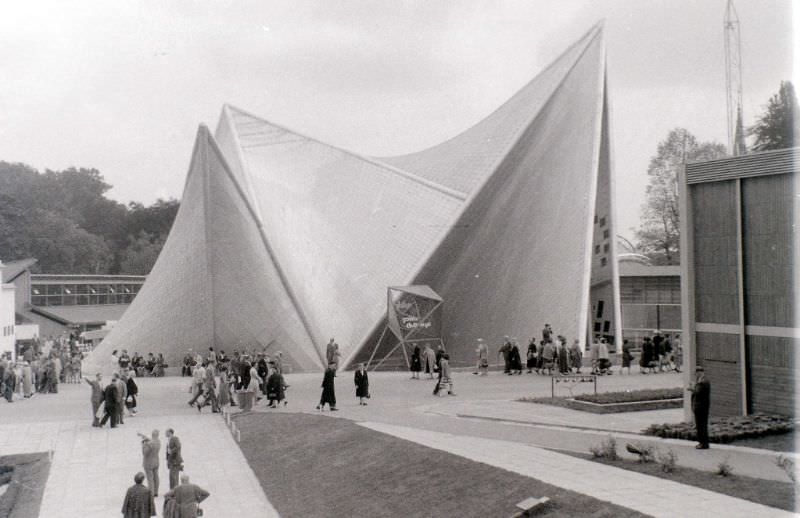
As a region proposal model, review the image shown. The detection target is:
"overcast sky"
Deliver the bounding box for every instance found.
[0,1,794,240]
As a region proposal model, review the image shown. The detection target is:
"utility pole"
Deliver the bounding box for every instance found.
[724,0,746,156]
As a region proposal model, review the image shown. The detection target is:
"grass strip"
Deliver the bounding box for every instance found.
[234,413,647,518]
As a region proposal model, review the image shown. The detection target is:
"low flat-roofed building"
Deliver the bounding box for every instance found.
[680,147,799,417]
[618,255,681,348]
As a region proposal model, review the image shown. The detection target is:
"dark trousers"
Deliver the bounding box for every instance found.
[99,406,118,427]
[169,467,180,489]
[694,408,709,446]
[91,400,102,426]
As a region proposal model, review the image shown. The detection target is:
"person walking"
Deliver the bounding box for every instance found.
[354,363,369,405]
[187,362,206,407]
[689,367,711,449]
[84,373,104,426]
[317,364,338,411]
[121,472,156,518]
[497,336,512,374]
[163,474,209,518]
[265,367,287,408]
[439,353,455,395]
[99,375,120,428]
[140,430,161,497]
[409,345,422,379]
[509,338,523,375]
[165,428,183,489]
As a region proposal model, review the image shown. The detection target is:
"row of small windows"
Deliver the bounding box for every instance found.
[2,325,13,337]
[595,244,610,254]
[31,283,143,307]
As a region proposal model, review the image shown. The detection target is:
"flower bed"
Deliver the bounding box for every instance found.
[520,388,684,414]
[574,388,683,405]
[643,413,794,443]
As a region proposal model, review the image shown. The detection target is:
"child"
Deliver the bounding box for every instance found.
[354,363,369,405]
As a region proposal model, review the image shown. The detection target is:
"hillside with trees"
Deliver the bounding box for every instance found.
[0,161,178,274]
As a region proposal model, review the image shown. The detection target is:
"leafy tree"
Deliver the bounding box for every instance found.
[119,231,166,275]
[0,161,179,274]
[749,81,799,152]
[635,129,726,265]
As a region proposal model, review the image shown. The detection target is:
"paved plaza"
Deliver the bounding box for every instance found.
[0,369,796,517]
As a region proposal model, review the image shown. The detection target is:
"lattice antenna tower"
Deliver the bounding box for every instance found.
[724,0,746,155]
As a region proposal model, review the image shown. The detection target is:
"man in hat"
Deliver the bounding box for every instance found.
[688,367,711,449]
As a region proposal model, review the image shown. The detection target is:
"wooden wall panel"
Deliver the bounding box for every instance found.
[742,174,796,327]
[696,331,742,416]
[747,335,797,416]
[691,181,739,325]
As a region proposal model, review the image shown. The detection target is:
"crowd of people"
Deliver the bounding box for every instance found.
[0,334,86,403]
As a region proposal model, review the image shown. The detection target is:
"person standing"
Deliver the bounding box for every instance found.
[509,338,523,375]
[21,360,33,398]
[409,345,421,379]
[422,344,436,378]
[217,365,231,408]
[354,363,369,405]
[2,361,16,402]
[317,365,338,411]
[621,339,634,374]
[526,338,537,374]
[163,474,209,518]
[325,338,338,366]
[689,367,711,449]
[165,428,183,489]
[121,472,156,518]
[439,353,455,396]
[476,339,490,376]
[116,372,128,424]
[542,324,553,343]
[84,373,104,426]
[140,430,161,497]
[569,339,583,374]
[497,336,512,374]
[126,371,139,415]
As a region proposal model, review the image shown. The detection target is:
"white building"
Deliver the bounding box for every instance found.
[0,261,17,360]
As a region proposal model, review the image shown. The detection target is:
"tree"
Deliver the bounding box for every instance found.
[118,231,166,275]
[635,129,726,265]
[749,81,799,152]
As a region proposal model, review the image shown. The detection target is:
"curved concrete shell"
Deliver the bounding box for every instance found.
[85,22,619,373]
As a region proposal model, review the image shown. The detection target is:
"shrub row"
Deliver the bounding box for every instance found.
[643,413,794,443]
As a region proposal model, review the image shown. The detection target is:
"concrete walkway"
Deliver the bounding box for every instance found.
[361,421,796,518]
[0,379,278,518]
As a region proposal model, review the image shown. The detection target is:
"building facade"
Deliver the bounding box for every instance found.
[618,257,681,348]
[680,147,799,417]
[0,262,16,360]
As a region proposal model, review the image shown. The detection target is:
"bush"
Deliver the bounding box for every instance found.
[589,435,618,461]
[656,449,678,473]
[716,458,734,477]
[643,413,793,444]
[776,455,796,483]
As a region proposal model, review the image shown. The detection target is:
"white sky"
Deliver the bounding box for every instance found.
[0,1,794,240]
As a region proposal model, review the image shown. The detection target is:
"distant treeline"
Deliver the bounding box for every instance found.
[0,162,179,274]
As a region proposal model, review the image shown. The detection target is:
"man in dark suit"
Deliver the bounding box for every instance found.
[689,366,711,449]
[165,428,183,489]
[99,377,119,428]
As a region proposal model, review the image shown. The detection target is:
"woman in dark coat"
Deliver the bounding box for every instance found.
[640,337,653,373]
[526,338,537,373]
[266,369,287,408]
[317,365,337,411]
[354,363,369,405]
[509,339,523,374]
[409,346,422,379]
[126,373,139,414]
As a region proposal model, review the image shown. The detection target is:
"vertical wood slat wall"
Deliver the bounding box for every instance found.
[684,148,799,417]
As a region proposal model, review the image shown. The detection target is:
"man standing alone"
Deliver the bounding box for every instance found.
[689,366,711,449]
[165,428,183,489]
[140,430,161,497]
